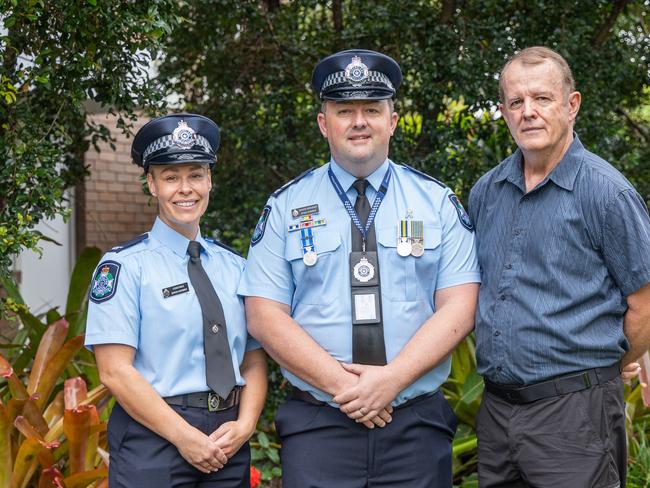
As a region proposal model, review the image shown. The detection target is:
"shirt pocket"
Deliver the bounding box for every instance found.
[376,224,442,302]
[285,229,343,305]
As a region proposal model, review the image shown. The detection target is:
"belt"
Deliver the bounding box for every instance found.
[164,386,241,412]
[291,388,435,410]
[485,364,620,404]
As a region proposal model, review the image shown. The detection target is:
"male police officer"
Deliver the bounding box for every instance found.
[469,46,650,487]
[86,114,267,487]
[239,50,480,487]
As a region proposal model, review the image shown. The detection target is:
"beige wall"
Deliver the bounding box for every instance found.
[78,113,157,253]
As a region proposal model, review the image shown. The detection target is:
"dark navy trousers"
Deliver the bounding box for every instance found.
[108,402,250,488]
[276,390,457,488]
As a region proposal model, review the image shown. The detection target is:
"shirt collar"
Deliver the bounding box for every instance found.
[493,133,584,192]
[329,158,391,193]
[151,217,206,258]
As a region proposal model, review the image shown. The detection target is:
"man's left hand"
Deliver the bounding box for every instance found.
[332,362,402,424]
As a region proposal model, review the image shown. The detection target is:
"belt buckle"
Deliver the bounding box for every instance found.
[208,392,221,412]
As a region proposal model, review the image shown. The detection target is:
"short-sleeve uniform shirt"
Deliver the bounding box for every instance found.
[469,135,650,385]
[85,217,259,397]
[238,159,480,405]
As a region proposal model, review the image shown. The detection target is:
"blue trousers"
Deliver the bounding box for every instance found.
[108,402,250,487]
[276,390,457,488]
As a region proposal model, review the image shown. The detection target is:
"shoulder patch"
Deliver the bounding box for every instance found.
[90,260,121,303]
[402,164,447,189]
[251,205,272,247]
[271,167,315,198]
[110,233,148,253]
[448,194,474,232]
[205,237,242,257]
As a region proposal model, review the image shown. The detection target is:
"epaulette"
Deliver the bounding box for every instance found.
[110,233,148,253]
[205,237,242,257]
[271,167,315,198]
[402,164,447,189]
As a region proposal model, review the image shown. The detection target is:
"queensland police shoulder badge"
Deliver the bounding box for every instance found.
[251,205,272,247]
[90,260,121,303]
[448,194,474,232]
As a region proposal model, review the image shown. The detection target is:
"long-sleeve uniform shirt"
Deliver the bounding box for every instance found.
[469,135,650,386]
[238,159,480,405]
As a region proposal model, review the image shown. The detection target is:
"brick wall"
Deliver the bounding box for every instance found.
[77,112,157,253]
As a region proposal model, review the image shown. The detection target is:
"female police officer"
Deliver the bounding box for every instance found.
[85,114,267,487]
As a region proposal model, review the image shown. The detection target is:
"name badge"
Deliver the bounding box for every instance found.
[162,282,189,298]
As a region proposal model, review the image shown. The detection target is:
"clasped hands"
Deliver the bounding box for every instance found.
[332,362,403,429]
[178,420,252,474]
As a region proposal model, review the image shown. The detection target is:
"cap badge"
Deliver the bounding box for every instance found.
[345,56,369,86]
[172,120,197,149]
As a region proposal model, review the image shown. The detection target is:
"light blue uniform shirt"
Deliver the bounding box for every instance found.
[85,217,259,397]
[238,159,480,405]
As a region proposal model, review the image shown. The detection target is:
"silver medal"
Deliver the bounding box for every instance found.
[397,240,412,257]
[303,250,318,267]
[353,256,375,283]
[411,242,424,257]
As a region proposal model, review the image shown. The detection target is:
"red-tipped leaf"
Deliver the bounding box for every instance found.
[33,335,84,412]
[27,318,69,396]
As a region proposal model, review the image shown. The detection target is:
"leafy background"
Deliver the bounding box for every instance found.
[1,1,649,486]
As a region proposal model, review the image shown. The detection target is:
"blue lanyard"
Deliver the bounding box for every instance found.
[328,164,392,242]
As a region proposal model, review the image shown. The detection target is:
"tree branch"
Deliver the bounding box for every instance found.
[592,0,629,48]
[441,0,455,24]
[616,106,650,143]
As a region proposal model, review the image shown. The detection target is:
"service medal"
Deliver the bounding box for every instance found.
[410,220,424,258]
[411,242,424,257]
[397,240,412,257]
[303,250,318,267]
[353,256,375,283]
[397,219,412,256]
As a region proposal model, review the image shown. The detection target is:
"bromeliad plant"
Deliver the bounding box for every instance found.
[0,247,111,487]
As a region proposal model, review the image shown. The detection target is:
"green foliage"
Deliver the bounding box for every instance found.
[157,0,650,253]
[0,0,181,279]
[0,246,108,486]
[628,422,650,488]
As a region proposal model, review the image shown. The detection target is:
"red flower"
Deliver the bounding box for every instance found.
[250,465,262,488]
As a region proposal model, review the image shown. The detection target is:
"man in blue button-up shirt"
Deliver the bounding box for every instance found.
[239,49,480,487]
[470,46,650,488]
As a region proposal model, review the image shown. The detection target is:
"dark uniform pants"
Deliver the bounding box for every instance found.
[476,377,626,488]
[276,390,457,488]
[108,402,250,488]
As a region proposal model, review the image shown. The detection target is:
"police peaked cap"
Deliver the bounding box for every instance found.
[131,113,220,171]
[312,49,402,101]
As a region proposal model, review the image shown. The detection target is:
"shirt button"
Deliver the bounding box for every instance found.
[494,330,501,336]
[211,324,220,334]
[499,294,506,300]
[496,366,503,372]
[504,263,512,270]
[514,229,521,236]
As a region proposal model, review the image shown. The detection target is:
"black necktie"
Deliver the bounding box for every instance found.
[351,179,386,365]
[187,241,236,399]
